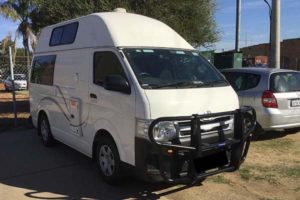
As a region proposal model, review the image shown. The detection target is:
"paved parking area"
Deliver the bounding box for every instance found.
[1,129,212,200]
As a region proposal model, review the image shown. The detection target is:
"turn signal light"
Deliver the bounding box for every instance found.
[167,149,173,154]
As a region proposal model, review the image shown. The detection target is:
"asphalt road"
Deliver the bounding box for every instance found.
[0,128,192,200]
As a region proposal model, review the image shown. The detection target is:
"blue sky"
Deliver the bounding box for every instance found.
[214,0,300,52]
[1,0,300,51]
[0,17,18,41]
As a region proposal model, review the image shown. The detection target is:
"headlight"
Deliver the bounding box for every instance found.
[153,121,177,142]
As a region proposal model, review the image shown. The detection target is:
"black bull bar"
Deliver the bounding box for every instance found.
[148,106,256,183]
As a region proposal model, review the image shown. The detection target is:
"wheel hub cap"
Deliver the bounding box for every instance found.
[41,120,49,141]
[99,145,115,176]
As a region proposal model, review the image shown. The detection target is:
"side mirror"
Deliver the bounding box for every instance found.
[104,75,131,94]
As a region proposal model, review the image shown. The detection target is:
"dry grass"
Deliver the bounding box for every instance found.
[210,175,232,184]
[201,131,300,200]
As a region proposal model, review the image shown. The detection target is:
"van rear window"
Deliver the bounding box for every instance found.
[50,22,78,46]
[31,55,56,85]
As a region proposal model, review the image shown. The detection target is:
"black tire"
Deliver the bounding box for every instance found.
[96,137,122,184]
[243,113,255,134]
[4,85,9,91]
[230,113,255,168]
[38,113,55,147]
[230,141,247,169]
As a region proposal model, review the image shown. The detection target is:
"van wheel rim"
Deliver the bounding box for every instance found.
[40,120,49,141]
[99,145,115,176]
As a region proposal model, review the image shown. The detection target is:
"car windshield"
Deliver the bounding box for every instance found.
[270,72,300,93]
[14,74,26,80]
[123,48,227,89]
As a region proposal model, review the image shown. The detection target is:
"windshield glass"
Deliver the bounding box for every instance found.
[270,72,300,93]
[123,48,227,89]
[14,74,26,80]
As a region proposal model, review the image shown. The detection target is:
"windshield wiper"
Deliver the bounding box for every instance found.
[143,80,228,89]
[145,81,204,89]
[198,79,228,87]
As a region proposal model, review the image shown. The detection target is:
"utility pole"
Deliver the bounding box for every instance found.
[235,0,241,52]
[270,0,281,68]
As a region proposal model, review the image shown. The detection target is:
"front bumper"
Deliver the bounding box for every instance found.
[15,84,27,90]
[135,107,256,183]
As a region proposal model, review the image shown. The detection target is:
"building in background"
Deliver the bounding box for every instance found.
[281,38,300,70]
[241,38,300,70]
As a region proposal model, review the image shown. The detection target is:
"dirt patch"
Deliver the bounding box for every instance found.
[0,83,30,132]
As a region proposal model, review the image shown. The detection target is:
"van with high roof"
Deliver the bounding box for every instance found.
[29,9,255,184]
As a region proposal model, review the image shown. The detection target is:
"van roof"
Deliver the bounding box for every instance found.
[35,12,194,53]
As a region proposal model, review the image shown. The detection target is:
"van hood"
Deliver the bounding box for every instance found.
[144,86,239,119]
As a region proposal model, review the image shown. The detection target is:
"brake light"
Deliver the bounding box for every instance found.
[262,90,278,108]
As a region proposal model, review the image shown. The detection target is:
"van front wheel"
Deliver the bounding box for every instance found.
[96,137,122,184]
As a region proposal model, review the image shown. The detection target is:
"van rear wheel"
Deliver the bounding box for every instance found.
[38,113,55,147]
[96,137,122,184]
[4,85,9,91]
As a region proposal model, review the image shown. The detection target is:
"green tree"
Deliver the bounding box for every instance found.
[0,32,20,64]
[32,0,218,47]
[31,0,94,33]
[127,0,218,47]
[0,32,13,55]
[0,0,37,65]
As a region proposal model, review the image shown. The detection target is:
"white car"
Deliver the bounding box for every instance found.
[4,74,28,91]
[222,67,300,131]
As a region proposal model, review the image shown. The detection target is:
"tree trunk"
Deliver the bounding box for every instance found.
[23,34,30,89]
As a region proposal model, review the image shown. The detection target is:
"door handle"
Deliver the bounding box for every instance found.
[90,93,97,99]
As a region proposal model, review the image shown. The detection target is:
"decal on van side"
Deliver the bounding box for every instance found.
[39,85,88,129]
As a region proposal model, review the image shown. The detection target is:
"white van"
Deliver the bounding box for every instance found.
[30,9,255,184]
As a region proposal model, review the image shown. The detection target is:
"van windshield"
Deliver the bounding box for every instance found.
[14,74,26,80]
[123,48,228,89]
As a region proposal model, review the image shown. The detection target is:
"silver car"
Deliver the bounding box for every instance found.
[4,74,28,91]
[222,67,300,131]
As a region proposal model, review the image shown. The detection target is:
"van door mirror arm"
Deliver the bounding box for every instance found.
[103,75,131,95]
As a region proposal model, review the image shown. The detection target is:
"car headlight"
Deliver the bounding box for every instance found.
[153,121,177,143]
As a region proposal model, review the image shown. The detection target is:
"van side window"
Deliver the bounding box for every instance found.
[94,52,126,86]
[31,55,56,85]
[50,22,78,46]
[50,27,63,46]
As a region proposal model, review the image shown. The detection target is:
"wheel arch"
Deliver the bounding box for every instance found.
[92,129,123,162]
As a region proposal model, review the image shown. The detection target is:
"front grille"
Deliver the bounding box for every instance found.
[176,115,234,139]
